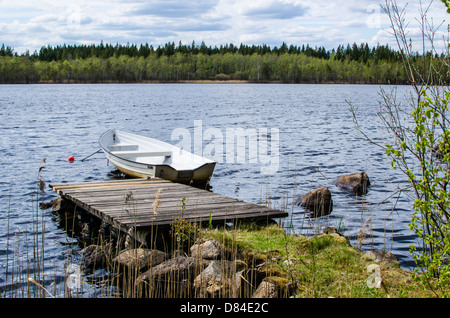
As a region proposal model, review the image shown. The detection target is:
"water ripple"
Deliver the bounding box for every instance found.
[0,83,419,295]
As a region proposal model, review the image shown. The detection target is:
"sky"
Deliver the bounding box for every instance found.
[0,0,448,54]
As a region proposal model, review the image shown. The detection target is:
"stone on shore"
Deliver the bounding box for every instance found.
[252,277,293,298]
[113,248,167,272]
[190,238,223,260]
[193,260,246,297]
[336,172,370,195]
[252,280,278,298]
[362,250,399,266]
[134,255,209,295]
[296,187,333,217]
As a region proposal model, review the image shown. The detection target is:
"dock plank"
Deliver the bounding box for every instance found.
[50,178,288,232]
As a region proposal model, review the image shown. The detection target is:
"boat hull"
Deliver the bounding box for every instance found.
[100,129,216,184]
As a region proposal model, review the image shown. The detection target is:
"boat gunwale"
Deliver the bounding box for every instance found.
[99,129,216,176]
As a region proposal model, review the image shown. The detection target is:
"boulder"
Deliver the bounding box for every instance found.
[80,244,111,269]
[193,260,245,297]
[321,226,347,243]
[113,248,167,272]
[134,256,208,295]
[39,201,53,210]
[252,277,293,298]
[190,239,223,260]
[322,226,338,234]
[362,250,399,266]
[51,197,74,212]
[241,260,290,297]
[124,227,151,249]
[296,187,333,217]
[241,267,269,297]
[51,197,64,212]
[252,280,278,298]
[336,172,370,195]
[138,256,203,281]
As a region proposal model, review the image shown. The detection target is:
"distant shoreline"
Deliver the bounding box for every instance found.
[1,79,393,85]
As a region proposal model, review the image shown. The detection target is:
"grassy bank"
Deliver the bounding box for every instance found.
[2,170,443,298]
[198,223,439,298]
[2,202,443,298]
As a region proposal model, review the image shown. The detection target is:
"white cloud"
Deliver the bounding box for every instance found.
[126,0,219,18]
[242,1,309,20]
[1,0,448,54]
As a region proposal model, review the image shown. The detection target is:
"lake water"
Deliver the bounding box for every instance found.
[0,83,418,297]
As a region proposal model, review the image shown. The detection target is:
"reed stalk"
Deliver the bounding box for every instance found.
[2,163,445,298]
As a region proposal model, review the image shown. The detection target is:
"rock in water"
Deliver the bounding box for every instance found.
[336,172,370,195]
[296,187,333,218]
[80,244,110,269]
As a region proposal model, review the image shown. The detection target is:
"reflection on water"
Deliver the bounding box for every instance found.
[0,83,418,297]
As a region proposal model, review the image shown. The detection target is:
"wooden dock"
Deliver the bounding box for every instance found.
[50,178,288,233]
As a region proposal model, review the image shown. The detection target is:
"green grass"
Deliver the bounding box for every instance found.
[5,162,441,298]
[5,170,443,299]
[200,223,443,298]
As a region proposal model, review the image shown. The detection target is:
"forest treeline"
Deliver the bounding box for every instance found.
[0,41,446,84]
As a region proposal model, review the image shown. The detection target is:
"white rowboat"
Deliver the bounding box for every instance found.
[99,129,216,183]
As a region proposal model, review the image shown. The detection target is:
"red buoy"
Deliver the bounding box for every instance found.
[68,156,75,162]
